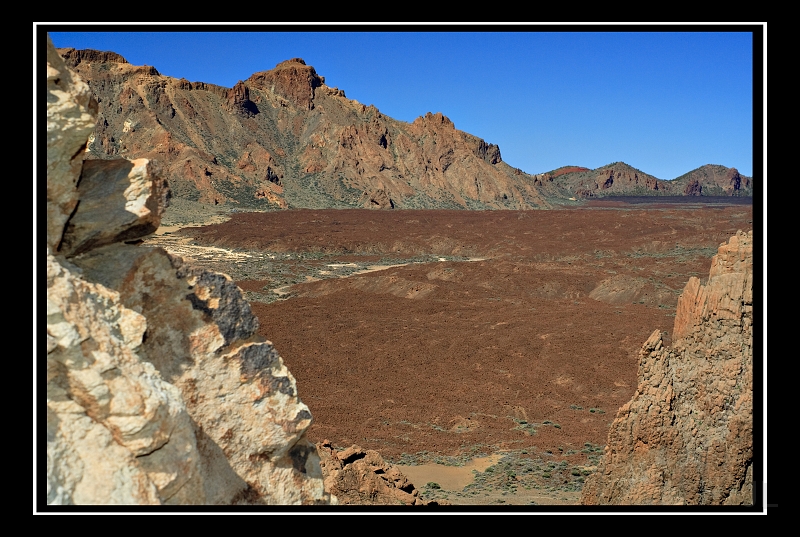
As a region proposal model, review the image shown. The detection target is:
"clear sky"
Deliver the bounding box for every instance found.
[46,24,760,180]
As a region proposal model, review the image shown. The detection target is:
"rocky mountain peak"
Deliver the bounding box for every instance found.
[246,58,324,110]
[672,164,752,197]
[413,111,455,129]
[277,57,308,67]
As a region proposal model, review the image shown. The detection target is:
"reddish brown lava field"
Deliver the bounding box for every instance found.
[176,201,754,470]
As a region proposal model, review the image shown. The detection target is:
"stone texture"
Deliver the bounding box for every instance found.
[59,158,170,256]
[46,35,97,252]
[70,245,329,504]
[316,441,445,505]
[45,33,331,506]
[684,179,703,196]
[46,251,205,505]
[226,81,258,117]
[580,230,753,505]
[59,47,130,67]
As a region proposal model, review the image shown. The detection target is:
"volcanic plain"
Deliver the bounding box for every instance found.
[145,198,753,504]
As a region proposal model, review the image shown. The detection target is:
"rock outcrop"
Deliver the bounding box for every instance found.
[246,58,324,111]
[45,34,331,505]
[316,442,446,505]
[358,187,394,209]
[581,230,753,505]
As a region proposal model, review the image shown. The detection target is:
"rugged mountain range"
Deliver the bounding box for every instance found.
[57,47,752,218]
[535,162,753,199]
[57,48,548,214]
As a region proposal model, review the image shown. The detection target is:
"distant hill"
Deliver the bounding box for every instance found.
[537,162,752,199]
[537,162,662,198]
[669,164,753,197]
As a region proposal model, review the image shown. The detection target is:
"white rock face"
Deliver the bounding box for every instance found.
[46,33,96,252]
[44,33,331,506]
[46,251,202,504]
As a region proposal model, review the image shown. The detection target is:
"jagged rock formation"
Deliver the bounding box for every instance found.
[316,442,446,505]
[581,230,753,505]
[56,47,549,215]
[45,34,331,505]
[539,162,753,199]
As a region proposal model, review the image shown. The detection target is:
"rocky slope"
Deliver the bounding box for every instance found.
[580,230,753,505]
[538,162,753,199]
[535,162,663,199]
[45,35,332,505]
[670,164,753,197]
[57,49,550,217]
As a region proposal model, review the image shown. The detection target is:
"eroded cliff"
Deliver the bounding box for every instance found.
[581,230,754,505]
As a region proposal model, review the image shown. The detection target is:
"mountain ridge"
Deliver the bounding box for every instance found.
[536,161,753,199]
[57,47,753,220]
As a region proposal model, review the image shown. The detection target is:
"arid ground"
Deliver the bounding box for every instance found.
[146,198,753,505]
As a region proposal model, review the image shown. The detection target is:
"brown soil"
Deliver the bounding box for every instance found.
[149,201,753,504]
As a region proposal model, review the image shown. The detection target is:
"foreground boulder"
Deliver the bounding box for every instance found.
[316,441,446,505]
[45,33,331,505]
[581,230,753,505]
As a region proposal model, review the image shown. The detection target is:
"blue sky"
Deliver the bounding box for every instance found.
[46,25,760,180]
